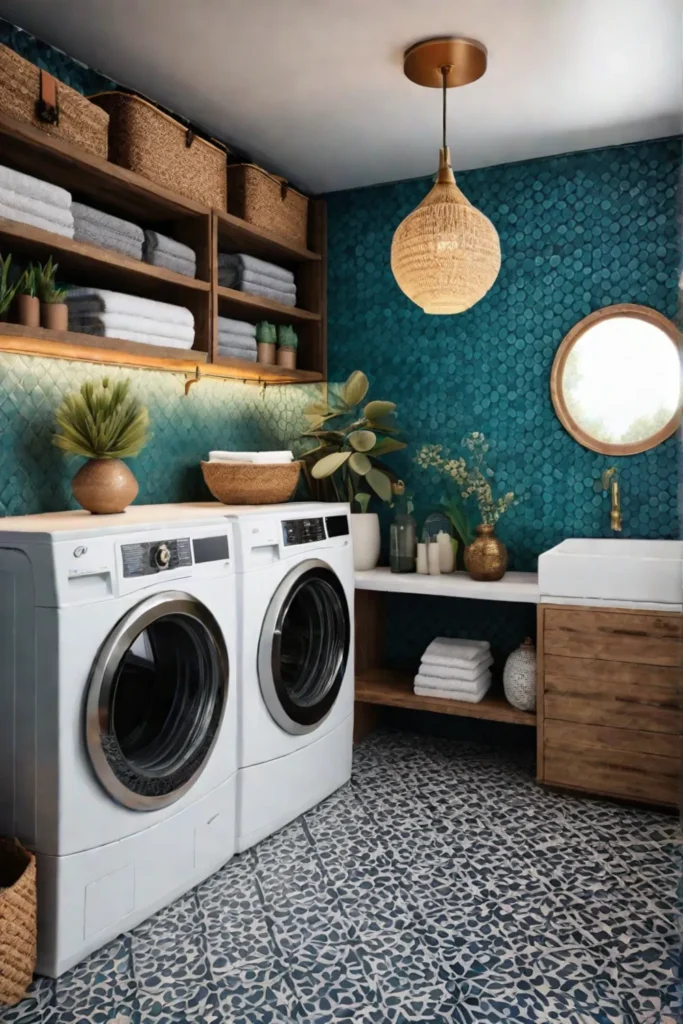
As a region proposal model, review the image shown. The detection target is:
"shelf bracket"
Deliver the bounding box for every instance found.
[184,365,202,395]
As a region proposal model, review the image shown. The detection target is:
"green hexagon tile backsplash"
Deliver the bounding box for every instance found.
[326,137,681,572]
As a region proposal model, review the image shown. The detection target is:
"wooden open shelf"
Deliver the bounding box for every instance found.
[356,668,536,727]
[216,285,320,325]
[215,210,321,265]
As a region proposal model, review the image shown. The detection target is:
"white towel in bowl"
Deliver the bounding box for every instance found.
[209,451,293,464]
[418,655,493,683]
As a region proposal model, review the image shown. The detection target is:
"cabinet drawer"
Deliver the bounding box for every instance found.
[544,743,679,806]
[545,719,680,759]
[544,607,683,639]
[544,629,682,666]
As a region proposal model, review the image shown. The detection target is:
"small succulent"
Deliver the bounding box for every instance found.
[278,325,298,349]
[53,377,150,460]
[36,257,68,304]
[0,253,20,316]
[256,321,277,344]
[16,263,37,298]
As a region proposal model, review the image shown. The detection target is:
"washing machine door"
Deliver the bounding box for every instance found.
[258,558,350,735]
[86,591,229,811]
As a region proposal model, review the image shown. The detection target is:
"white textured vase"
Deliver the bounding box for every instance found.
[350,513,381,571]
[503,638,537,711]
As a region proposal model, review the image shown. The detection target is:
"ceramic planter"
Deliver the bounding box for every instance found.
[71,458,138,514]
[16,294,40,328]
[464,523,508,581]
[257,342,276,365]
[277,347,297,369]
[350,512,381,571]
[41,302,68,331]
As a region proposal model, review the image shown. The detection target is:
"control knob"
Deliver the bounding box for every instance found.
[154,543,171,569]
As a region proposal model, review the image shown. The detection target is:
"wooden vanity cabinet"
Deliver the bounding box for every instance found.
[537,605,681,807]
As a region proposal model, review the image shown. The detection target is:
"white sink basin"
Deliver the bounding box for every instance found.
[538,538,683,608]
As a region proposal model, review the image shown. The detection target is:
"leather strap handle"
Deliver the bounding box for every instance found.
[36,70,59,126]
[272,175,289,201]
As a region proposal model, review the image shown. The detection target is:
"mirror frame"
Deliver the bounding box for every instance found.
[550,303,681,456]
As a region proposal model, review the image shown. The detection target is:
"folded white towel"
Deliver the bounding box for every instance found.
[414,675,492,704]
[73,222,143,259]
[72,202,144,243]
[143,230,196,263]
[217,251,295,285]
[68,312,195,344]
[0,164,71,209]
[217,346,257,362]
[71,322,193,350]
[145,251,196,277]
[217,316,256,338]
[209,451,293,464]
[415,670,492,694]
[0,185,74,228]
[0,202,74,238]
[66,289,194,328]
[424,638,490,661]
[418,655,493,683]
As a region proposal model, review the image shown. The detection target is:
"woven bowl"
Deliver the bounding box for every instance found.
[201,460,301,505]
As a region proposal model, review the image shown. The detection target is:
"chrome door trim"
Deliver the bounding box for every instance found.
[257,559,350,736]
[86,591,229,811]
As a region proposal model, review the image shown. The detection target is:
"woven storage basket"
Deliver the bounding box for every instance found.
[0,44,109,158]
[227,164,308,248]
[201,460,300,505]
[91,92,227,209]
[0,839,36,1007]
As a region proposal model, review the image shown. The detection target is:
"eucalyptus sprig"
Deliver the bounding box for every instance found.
[53,377,150,460]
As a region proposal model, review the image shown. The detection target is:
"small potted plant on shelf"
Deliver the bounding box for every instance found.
[14,263,39,328]
[36,257,68,331]
[0,253,20,325]
[277,324,298,369]
[53,376,150,514]
[296,370,406,571]
[256,321,277,365]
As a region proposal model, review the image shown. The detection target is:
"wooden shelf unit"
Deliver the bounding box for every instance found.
[0,109,326,384]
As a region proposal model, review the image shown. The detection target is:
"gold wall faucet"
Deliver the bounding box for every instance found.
[602,467,622,532]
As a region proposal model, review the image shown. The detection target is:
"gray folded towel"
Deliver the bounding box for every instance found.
[73,222,143,259]
[72,202,144,243]
[218,332,257,352]
[217,252,295,286]
[239,280,296,306]
[66,289,194,327]
[0,164,71,209]
[0,185,74,228]
[145,250,197,278]
[144,230,196,263]
[217,316,257,338]
[0,202,74,238]
[217,345,258,362]
[241,268,296,296]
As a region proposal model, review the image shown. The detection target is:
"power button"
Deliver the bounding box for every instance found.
[73,545,87,558]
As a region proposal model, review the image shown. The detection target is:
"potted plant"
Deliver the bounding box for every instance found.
[277,324,298,369]
[14,263,39,328]
[0,253,20,325]
[256,321,277,365]
[53,376,150,514]
[297,370,406,571]
[416,432,518,581]
[37,257,68,331]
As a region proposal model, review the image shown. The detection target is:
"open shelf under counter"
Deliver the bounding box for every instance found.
[355,567,540,604]
[216,285,321,326]
[214,209,321,265]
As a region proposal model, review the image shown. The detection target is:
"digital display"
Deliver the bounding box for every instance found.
[193,534,230,563]
[282,518,326,546]
[325,514,349,538]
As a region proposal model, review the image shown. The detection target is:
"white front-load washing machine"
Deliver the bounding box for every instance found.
[230,502,355,852]
[0,504,238,977]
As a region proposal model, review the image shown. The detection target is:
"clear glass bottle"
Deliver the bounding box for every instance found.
[389,480,417,573]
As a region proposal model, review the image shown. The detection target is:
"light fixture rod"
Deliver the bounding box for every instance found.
[441,64,450,151]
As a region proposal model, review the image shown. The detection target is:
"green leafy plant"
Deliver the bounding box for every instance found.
[256,321,277,344]
[53,377,150,460]
[278,324,298,349]
[36,257,68,304]
[0,253,20,316]
[16,262,37,298]
[297,370,406,509]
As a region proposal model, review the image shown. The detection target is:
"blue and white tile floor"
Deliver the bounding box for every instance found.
[5,730,680,1023]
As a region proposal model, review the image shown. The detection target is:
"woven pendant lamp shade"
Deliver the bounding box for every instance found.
[391,147,501,314]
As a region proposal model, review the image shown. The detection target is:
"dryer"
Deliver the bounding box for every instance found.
[0,505,238,977]
[230,502,354,852]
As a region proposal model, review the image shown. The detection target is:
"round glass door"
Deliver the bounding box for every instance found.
[86,592,229,811]
[258,560,350,734]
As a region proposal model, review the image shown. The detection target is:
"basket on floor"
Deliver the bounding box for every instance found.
[0,838,36,1007]
[201,460,301,505]
[227,163,309,248]
[0,43,109,158]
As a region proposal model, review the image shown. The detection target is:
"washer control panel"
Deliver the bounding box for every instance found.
[282,517,326,546]
[121,537,192,578]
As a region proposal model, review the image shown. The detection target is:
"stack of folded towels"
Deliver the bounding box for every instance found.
[143,230,197,278]
[66,288,194,349]
[414,638,493,703]
[218,252,296,307]
[72,202,144,260]
[217,316,257,362]
[0,164,74,237]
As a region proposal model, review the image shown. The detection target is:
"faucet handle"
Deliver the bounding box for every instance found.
[601,466,617,491]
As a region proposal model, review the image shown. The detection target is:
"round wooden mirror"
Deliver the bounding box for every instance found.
[550,304,681,455]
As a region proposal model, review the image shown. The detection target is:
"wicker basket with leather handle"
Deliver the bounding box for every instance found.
[0,839,37,1007]
[201,460,301,505]
[227,164,308,248]
[0,43,109,158]
[91,91,227,209]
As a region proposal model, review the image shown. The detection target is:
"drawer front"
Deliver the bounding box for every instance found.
[544,607,683,639]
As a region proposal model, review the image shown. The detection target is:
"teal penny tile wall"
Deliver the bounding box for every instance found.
[326,138,681,575]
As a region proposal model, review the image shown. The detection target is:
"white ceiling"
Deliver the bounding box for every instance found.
[1,0,680,193]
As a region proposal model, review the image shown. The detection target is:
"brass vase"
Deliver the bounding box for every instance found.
[71,458,138,514]
[464,524,508,581]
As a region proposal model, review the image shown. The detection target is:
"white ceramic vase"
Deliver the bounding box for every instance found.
[350,512,381,571]
[503,638,537,711]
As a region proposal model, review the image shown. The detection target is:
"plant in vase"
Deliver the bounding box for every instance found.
[296,370,406,571]
[415,432,518,581]
[15,263,39,328]
[53,377,150,514]
[36,257,68,331]
[277,324,298,370]
[0,253,20,324]
[256,321,277,365]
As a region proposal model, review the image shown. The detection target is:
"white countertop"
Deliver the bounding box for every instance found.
[355,567,539,604]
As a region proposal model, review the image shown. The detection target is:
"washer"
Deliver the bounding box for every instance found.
[230,501,354,852]
[0,504,238,977]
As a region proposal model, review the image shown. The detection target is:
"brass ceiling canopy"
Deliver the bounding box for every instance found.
[403,37,488,89]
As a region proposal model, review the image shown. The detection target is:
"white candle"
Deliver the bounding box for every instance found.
[437,531,455,573]
[416,543,428,574]
[428,542,441,575]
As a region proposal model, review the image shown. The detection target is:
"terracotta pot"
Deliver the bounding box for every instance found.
[71,459,138,514]
[464,524,508,581]
[276,347,297,369]
[257,342,276,365]
[16,294,40,328]
[350,512,381,571]
[41,302,68,331]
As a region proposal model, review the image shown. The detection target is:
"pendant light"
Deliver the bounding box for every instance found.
[391,37,501,315]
